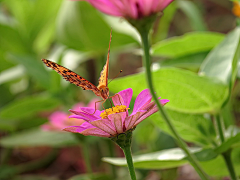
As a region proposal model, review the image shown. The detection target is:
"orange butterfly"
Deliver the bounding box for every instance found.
[42,31,112,103]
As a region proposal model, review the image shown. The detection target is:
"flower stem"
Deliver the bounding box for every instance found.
[215,115,238,180]
[139,29,209,180]
[122,146,137,180]
[215,114,225,143]
[222,150,238,180]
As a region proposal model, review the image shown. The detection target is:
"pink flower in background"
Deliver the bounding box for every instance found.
[63,88,169,137]
[42,99,99,131]
[82,0,174,19]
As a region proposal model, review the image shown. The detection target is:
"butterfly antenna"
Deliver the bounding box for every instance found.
[107,28,112,64]
[108,70,122,85]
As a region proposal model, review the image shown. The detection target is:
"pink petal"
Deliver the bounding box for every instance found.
[69,109,100,122]
[160,99,170,105]
[132,89,152,114]
[108,112,127,134]
[86,0,123,16]
[133,104,161,127]
[112,88,133,107]
[50,111,68,123]
[63,123,110,137]
[90,119,117,135]
[80,107,102,117]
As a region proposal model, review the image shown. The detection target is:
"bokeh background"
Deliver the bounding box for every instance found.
[0,0,239,180]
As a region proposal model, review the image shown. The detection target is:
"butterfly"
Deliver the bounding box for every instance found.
[42,31,112,103]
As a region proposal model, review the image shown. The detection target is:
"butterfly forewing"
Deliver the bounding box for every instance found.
[97,30,111,89]
[41,59,100,95]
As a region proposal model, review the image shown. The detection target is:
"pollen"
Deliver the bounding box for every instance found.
[100,105,129,119]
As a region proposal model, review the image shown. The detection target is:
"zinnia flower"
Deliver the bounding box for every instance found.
[63,88,169,137]
[42,99,99,131]
[82,0,174,19]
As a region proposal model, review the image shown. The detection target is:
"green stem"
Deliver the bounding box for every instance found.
[139,29,209,180]
[215,115,238,180]
[122,146,137,180]
[215,114,225,143]
[222,150,238,180]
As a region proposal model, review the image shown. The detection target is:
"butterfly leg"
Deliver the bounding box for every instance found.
[109,93,123,105]
[90,99,106,115]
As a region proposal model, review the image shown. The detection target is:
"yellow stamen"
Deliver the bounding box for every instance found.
[100,105,129,119]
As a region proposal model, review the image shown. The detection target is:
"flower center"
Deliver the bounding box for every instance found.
[100,105,129,119]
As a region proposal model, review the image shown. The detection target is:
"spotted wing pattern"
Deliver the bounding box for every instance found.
[42,59,100,96]
[98,30,111,88]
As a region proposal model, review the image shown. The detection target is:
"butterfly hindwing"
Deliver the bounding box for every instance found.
[42,59,100,95]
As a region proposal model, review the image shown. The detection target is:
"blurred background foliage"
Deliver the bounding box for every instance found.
[0,0,240,179]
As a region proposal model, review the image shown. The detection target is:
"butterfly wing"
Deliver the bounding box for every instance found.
[42,59,100,96]
[97,31,111,88]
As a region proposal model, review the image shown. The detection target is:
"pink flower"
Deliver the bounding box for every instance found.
[63,88,169,137]
[82,0,174,19]
[42,99,99,131]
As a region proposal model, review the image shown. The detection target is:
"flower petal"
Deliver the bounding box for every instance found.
[63,123,110,137]
[112,88,133,107]
[108,112,127,134]
[125,111,145,130]
[86,0,123,16]
[132,89,152,114]
[90,119,117,135]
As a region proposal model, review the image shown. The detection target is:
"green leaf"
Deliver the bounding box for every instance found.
[57,1,136,53]
[177,1,207,31]
[3,0,62,54]
[9,54,51,88]
[199,27,240,85]
[160,52,208,70]
[0,96,60,120]
[152,109,216,146]
[152,32,224,58]
[0,128,78,147]
[0,24,28,54]
[214,126,240,154]
[200,147,240,176]
[109,68,228,113]
[103,148,217,169]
